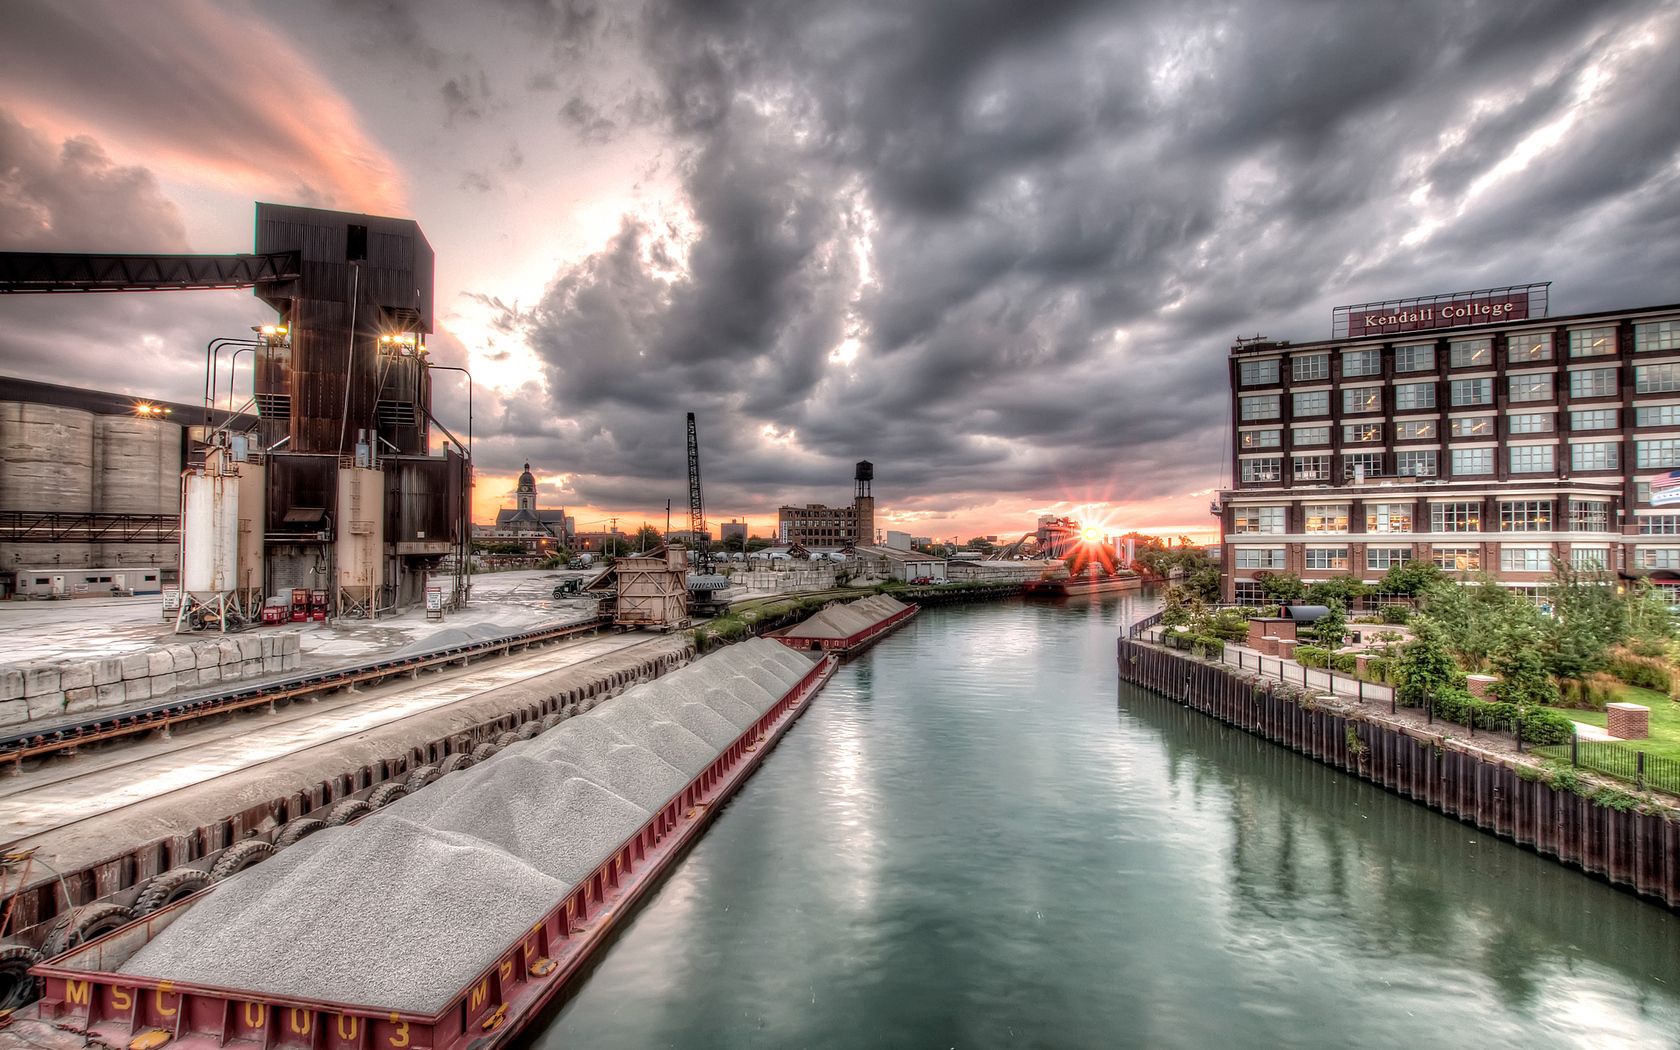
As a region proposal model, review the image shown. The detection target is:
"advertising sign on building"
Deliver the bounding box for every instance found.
[1345,291,1530,336]
[1649,469,1680,507]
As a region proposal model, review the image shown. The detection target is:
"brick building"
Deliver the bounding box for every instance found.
[1219,285,1680,603]
[777,461,876,547]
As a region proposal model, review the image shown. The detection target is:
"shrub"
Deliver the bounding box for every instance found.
[1519,707,1575,745]
[1206,608,1252,642]
[1557,673,1618,710]
[1295,645,1329,668]
[1379,604,1411,625]
[1328,652,1358,674]
[1363,655,1394,684]
[1604,647,1672,692]
[1396,620,1466,707]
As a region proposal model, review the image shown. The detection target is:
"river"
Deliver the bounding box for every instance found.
[530,597,1680,1049]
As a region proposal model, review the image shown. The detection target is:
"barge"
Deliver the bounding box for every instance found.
[1022,572,1142,598]
[769,593,918,655]
[10,639,836,1050]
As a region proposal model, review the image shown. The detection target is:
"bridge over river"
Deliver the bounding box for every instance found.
[534,596,1680,1048]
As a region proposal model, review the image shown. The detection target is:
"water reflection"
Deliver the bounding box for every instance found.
[529,599,1680,1050]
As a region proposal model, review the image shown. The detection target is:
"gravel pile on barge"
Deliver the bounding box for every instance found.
[120,638,815,1012]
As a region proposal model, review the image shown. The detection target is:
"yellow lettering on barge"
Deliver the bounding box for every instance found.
[337,1015,359,1039]
[154,983,177,1017]
[288,1008,312,1035]
[243,1002,266,1028]
[65,979,90,1006]
[111,987,132,1011]
[469,977,490,1011]
[387,1020,410,1048]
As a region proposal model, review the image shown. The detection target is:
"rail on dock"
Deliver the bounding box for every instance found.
[1118,637,1680,910]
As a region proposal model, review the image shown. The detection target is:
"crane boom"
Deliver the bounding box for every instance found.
[686,412,710,572]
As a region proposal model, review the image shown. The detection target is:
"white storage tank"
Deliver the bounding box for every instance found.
[181,471,239,596]
[0,402,95,513]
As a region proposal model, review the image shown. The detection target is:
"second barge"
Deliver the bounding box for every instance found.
[769,593,918,655]
[13,638,836,1050]
[1022,571,1143,598]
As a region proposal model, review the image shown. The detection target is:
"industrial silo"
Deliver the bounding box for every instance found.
[94,414,183,569]
[0,401,98,574]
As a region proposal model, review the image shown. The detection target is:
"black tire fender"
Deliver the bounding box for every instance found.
[438,752,476,775]
[133,868,213,915]
[274,817,327,851]
[405,764,441,791]
[41,902,137,958]
[210,839,276,880]
[324,799,373,827]
[469,742,500,763]
[517,721,543,740]
[495,730,521,747]
[365,782,408,809]
[540,712,564,730]
[0,940,43,1010]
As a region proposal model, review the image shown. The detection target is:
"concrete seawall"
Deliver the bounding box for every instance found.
[1117,638,1680,909]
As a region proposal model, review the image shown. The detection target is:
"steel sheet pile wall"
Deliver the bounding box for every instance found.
[1117,639,1680,909]
[112,639,818,1013]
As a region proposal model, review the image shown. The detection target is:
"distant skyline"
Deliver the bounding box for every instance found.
[3,0,1678,542]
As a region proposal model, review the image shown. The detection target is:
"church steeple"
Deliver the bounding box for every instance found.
[516,462,536,512]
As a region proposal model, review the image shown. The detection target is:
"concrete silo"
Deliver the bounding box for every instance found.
[95,414,182,569]
[0,401,99,578]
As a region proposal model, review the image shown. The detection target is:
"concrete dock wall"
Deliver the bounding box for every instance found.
[1117,638,1680,910]
[1,634,303,727]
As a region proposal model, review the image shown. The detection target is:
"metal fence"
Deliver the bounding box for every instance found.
[1534,739,1680,795]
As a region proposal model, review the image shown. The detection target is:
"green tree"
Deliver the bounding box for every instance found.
[1306,574,1369,609]
[1311,601,1347,648]
[633,524,664,552]
[1380,560,1447,597]
[1489,627,1559,707]
[1423,571,1538,670]
[1255,570,1305,603]
[1395,618,1466,707]
[1543,563,1625,682]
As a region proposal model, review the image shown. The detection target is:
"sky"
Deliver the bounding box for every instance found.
[2,0,1678,544]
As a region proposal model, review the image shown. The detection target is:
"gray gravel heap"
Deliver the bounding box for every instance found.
[669,702,743,748]
[695,685,762,730]
[120,818,566,1013]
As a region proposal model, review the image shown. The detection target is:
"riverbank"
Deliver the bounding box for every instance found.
[1118,636,1680,909]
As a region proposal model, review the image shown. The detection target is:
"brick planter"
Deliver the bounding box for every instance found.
[1466,674,1499,699]
[1607,702,1650,740]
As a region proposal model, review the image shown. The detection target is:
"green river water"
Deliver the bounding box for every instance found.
[529,597,1680,1049]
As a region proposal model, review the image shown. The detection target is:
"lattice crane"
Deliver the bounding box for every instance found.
[686,412,712,573]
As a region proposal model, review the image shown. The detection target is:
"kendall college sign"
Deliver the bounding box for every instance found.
[1345,292,1531,336]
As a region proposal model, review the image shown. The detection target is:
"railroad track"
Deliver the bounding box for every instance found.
[0,616,615,769]
[0,633,673,854]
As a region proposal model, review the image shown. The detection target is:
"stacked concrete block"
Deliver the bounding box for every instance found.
[0,631,303,728]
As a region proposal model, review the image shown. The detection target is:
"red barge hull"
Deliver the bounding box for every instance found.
[14,655,839,1050]
[1022,575,1142,598]
[769,603,918,656]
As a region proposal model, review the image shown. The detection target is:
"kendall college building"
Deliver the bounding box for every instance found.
[1219,283,1680,604]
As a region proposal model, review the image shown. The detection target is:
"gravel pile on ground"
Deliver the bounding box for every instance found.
[416,756,650,883]
[121,817,566,1013]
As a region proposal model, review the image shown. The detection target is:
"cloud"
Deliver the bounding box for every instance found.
[0,0,406,213]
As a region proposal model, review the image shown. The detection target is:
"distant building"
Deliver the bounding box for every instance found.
[481,463,569,554]
[885,530,912,550]
[720,520,748,545]
[852,544,946,582]
[778,461,877,547]
[1037,516,1080,560]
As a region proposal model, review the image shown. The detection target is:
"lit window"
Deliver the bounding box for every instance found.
[1394,382,1436,411]
[1572,409,1618,431]
[1635,404,1680,428]
[1240,457,1282,483]
[1433,547,1481,571]
[1507,332,1553,362]
[1293,390,1329,417]
[1305,548,1347,570]
[1570,441,1619,472]
[1232,507,1286,534]
[1450,378,1492,406]
[1499,500,1553,532]
[1342,349,1380,377]
[1343,452,1383,479]
[1569,326,1617,357]
[1394,344,1435,373]
[1431,503,1481,532]
[1240,395,1280,420]
[1303,504,1348,532]
[1240,359,1280,386]
[1501,548,1552,572]
[1366,503,1413,533]
[1635,320,1680,353]
[1449,338,1492,368]
[1509,373,1553,402]
[1509,413,1553,435]
[1367,547,1412,571]
[1241,429,1281,449]
[1636,363,1680,394]
[1636,439,1680,469]
[1293,455,1330,481]
[1395,420,1436,440]
[1450,415,1493,438]
[1396,450,1437,477]
[1342,387,1381,414]
[1292,426,1330,446]
[1292,353,1330,381]
[1343,422,1382,444]
[1569,367,1617,398]
[1509,445,1555,473]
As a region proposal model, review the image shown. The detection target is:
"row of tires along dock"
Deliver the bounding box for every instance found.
[1117,638,1680,909]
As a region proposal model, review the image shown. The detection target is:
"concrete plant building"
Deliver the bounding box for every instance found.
[777,461,876,547]
[1219,284,1680,603]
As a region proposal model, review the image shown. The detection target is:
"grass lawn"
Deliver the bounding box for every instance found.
[1550,683,1680,762]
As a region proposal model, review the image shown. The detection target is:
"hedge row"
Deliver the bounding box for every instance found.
[1419,688,1574,745]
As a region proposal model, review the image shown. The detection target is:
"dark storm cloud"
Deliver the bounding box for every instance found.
[489,0,1679,522]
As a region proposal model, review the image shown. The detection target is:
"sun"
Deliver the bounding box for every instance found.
[1081,526,1103,543]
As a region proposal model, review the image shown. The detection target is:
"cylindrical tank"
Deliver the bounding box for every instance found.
[0,402,95,513]
[182,471,239,595]
[95,415,182,514]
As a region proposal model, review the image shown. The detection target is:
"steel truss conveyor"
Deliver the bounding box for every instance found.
[0,617,610,770]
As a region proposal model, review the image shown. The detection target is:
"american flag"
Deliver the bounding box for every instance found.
[1652,469,1680,493]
